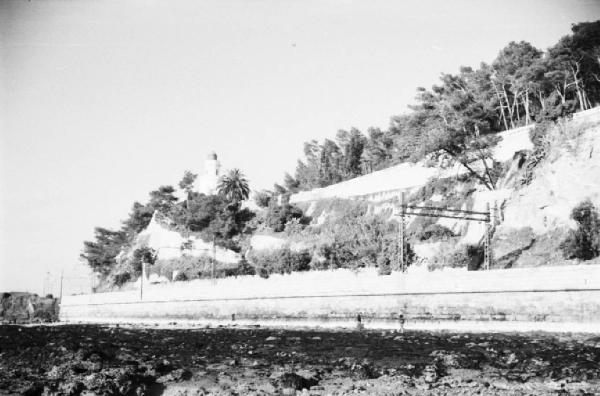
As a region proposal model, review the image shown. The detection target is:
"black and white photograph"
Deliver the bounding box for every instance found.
[2,0,600,394]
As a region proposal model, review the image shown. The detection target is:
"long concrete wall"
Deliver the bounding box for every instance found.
[61,265,600,329]
[288,124,534,204]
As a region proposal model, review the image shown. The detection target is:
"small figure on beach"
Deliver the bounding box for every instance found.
[356,313,364,331]
[398,314,405,334]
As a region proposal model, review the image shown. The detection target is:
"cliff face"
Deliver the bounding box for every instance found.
[493,117,600,268]
[502,124,600,234]
[133,214,240,264]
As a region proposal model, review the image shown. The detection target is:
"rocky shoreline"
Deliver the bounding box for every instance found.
[1,324,599,395]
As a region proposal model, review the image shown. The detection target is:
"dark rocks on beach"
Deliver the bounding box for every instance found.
[1,325,600,395]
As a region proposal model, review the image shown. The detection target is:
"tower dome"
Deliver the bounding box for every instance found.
[198,151,220,195]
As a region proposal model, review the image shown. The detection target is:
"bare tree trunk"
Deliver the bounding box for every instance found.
[555,84,566,104]
[570,62,587,111]
[536,90,546,110]
[523,90,531,124]
[479,149,496,190]
[502,85,515,129]
[492,81,509,131]
[510,90,521,124]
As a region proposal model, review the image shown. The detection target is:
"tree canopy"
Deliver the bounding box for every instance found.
[217,169,251,203]
[280,21,600,193]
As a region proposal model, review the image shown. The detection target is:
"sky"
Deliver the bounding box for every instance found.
[1,0,599,295]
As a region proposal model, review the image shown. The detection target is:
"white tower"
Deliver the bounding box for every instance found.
[198,151,220,195]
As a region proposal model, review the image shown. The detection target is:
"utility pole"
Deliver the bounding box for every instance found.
[484,202,493,270]
[212,234,216,283]
[398,192,406,272]
[59,270,64,301]
[140,261,145,300]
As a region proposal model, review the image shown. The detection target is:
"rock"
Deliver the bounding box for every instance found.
[153,359,173,375]
[278,373,318,391]
[350,361,378,380]
[265,336,279,342]
[492,226,535,268]
[21,382,44,396]
[60,381,85,396]
[491,381,509,390]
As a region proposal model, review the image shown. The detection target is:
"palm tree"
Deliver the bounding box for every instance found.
[217,169,250,203]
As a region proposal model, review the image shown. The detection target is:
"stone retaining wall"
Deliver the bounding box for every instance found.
[61,265,600,327]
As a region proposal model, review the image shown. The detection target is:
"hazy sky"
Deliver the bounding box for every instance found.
[1,0,599,295]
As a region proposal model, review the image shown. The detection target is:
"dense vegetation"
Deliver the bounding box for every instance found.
[81,170,254,276]
[561,200,600,261]
[274,21,600,194]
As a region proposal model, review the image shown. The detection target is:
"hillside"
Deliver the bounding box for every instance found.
[249,111,600,273]
[90,110,599,291]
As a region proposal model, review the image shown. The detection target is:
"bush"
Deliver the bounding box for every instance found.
[410,176,476,207]
[264,203,311,232]
[253,190,272,208]
[112,272,132,286]
[415,224,455,242]
[535,99,577,123]
[152,255,221,281]
[560,200,600,260]
[428,244,483,271]
[230,257,256,277]
[284,217,306,236]
[310,243,336,270]
[247,248,312,277]
[529,120,555,149]
[377,255,392,275]
[131,247,157,275]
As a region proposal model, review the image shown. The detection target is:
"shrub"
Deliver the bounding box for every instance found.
[428,244,483,271]
[152,255,220,281]
[535,99,577,123]
[377,255,392,275]
[560,200,600,260]
[529,120,554,149]
[247,248,312,277]
[284,217,306,236]
[131,247,157,274]
[415,224,455,242]
[410,176,476,207]
[310,243,336,270]
[233,258,256,276]
[253,190,272,208]
[112,272,132,287]
[264,203,311,232]
[180,239,194,251]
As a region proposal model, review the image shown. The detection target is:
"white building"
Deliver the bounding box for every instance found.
[176,151,221,200]
[197,151,221,195]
